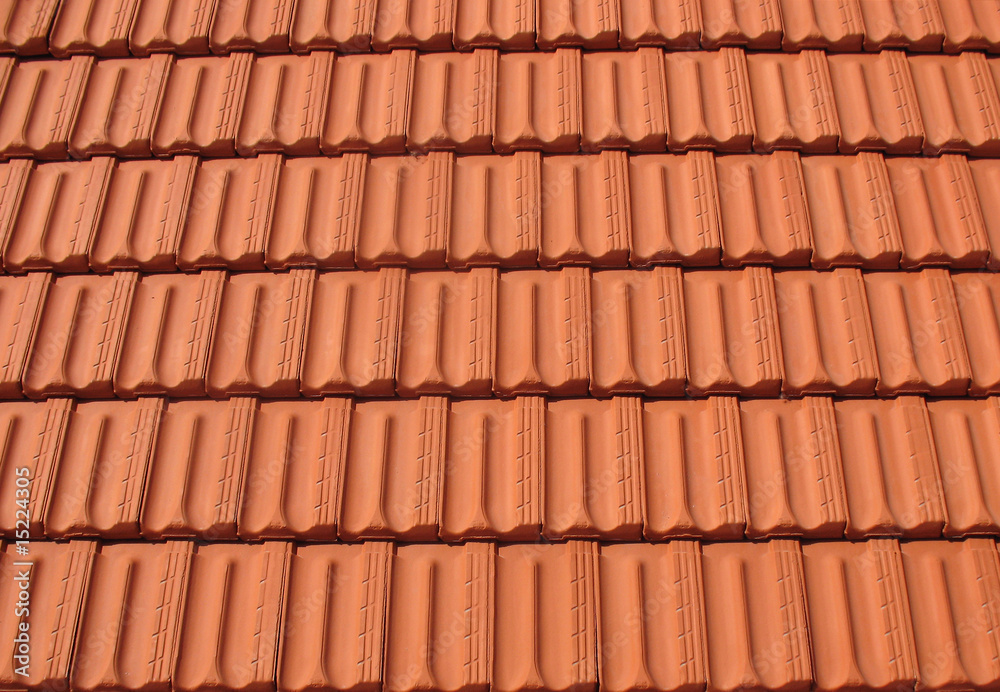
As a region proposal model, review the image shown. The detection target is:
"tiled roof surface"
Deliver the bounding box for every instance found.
[4,1,1000,691]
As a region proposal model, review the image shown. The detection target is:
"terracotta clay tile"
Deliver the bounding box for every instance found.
[448,152,540,268]
[495,268,591,396]
[777,0,864,51]
[371,0,455,51]
[618,0,702,49]
[289,0,376,52]
[0,540,94,690]
[773,268,879,396]
[89,156,198,271]
[44,398,162,538]
[939,0,1000,52]
[442,397,543,541]
[540,151,630,267]
[357,153,450,268]
[0,399,71,537]
[300,268,405,396]
[536,0,619,48]
[128,0,216,55]
[493,541,598,692]
[953,273,1000,394]
[0,0,59,54]
[598,542,706,692]
[0,273,49,396]
[49,0,138,56]
[701,540,812,692]
[140,397,255,539]
[663,48,755,152]
[858,0,945,50]
[684,267,783,396]
[590,267,686,395]
[0,156,30,254]
[238,398,349,539]
[927,398,1000,535]
[454,0,535,49]
[835,397,947,537]
[113,270,224,397]
[386,543,495,692]
[151,52,252,156]
[971,158,1000,268]
[236,52,333,156]
[173,542,289,692]
[642,397,746,539]
[798,153,903,269]
[740,397,847,538]
[0,56,93,159]
[176,154,280,270]
[71,541,192,692]
[700,0,782,48]
[206,269,314,397]
[580,48,667,152]
[863,269,971,395]
[802,539,918,692]
[397,268,496,396]
[407,49,497,153]
[909,53,1000,155]
[746,51,841,153]
[901,539,1000,689]
[278,542,391,692]
[266,154,366,269]
[494,48,581,153]
[827,51,924,154]
[544,397,643,540]
[627,152,722,266]
[339,397,446,540]
[22,272,137,398]
[716,152,813,266]
[208,0,293,53]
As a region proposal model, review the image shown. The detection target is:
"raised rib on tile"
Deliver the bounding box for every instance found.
[300,268,404,397]
[339,397,446,541]
[320,50,414,154]
[236,52,332,156]
[799,153,903,269]
[939,0,1000,52]
[864,269,972,395]
[238,398,349,539]
[700,0,783,48]
[643,397,746,539]
[740,397,847,538]
[407,49,496,153]
[71,542,192,692]
[22,272,137,398]
[0,56,92,159]
[701,540,812,692]
[454,0,535,49]
[581,48,667,152]
[858,0,945,50]
[953,273,1000,394]
[716,152,813,266]
[540,151,630,267]
[746,51,841,153]
[773,268,879,396]
[777,0,864,51]
[176,154,280,270]
[0,0,59,54]
[0,540,94,690]
[443,397,543,541]
[663,48,755,152]
[140,397,255,539]
[290,0,375,52]
[971,158,1000,268]
[590,267,686,395]
[128,0,215,55]
[173,542,289,692]
[803,539,918,692]
[371,0,456,50]
[619,0,702,49]
[49,0,138,56]
[206,269,314,397]
[208,0,292,53]
[494,48,581,153]
[827,51,924,154]
[113,271,224,397]
[278,542,391,692]
[495,267,591,396]
[493,542,599,692]
[536,0,619,48]
[0,273,49,396]
[386,543,495,692]
[835,396,947,537]
[151,52,252,156]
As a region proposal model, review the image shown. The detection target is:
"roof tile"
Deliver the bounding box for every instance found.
[0,0,59,54]
[49,0,138,57]
[953,272,1000,394]
[408,49,496,153]
[0,158,30,251]
[777,0,864,51]
[858,0,945,51]
[536,0,620,49]
[0,272,49,396]
[371,0,456,51]
[700,0,783,49]
[454,0,535,50]
[208,0,292,53]
[581,48,666,152]
[938,0,1000,53]
[970,157,1000,268]
[289,0,375,52]
[494,48,581,153]
[618,0,702,49]
[128,0,215,55]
